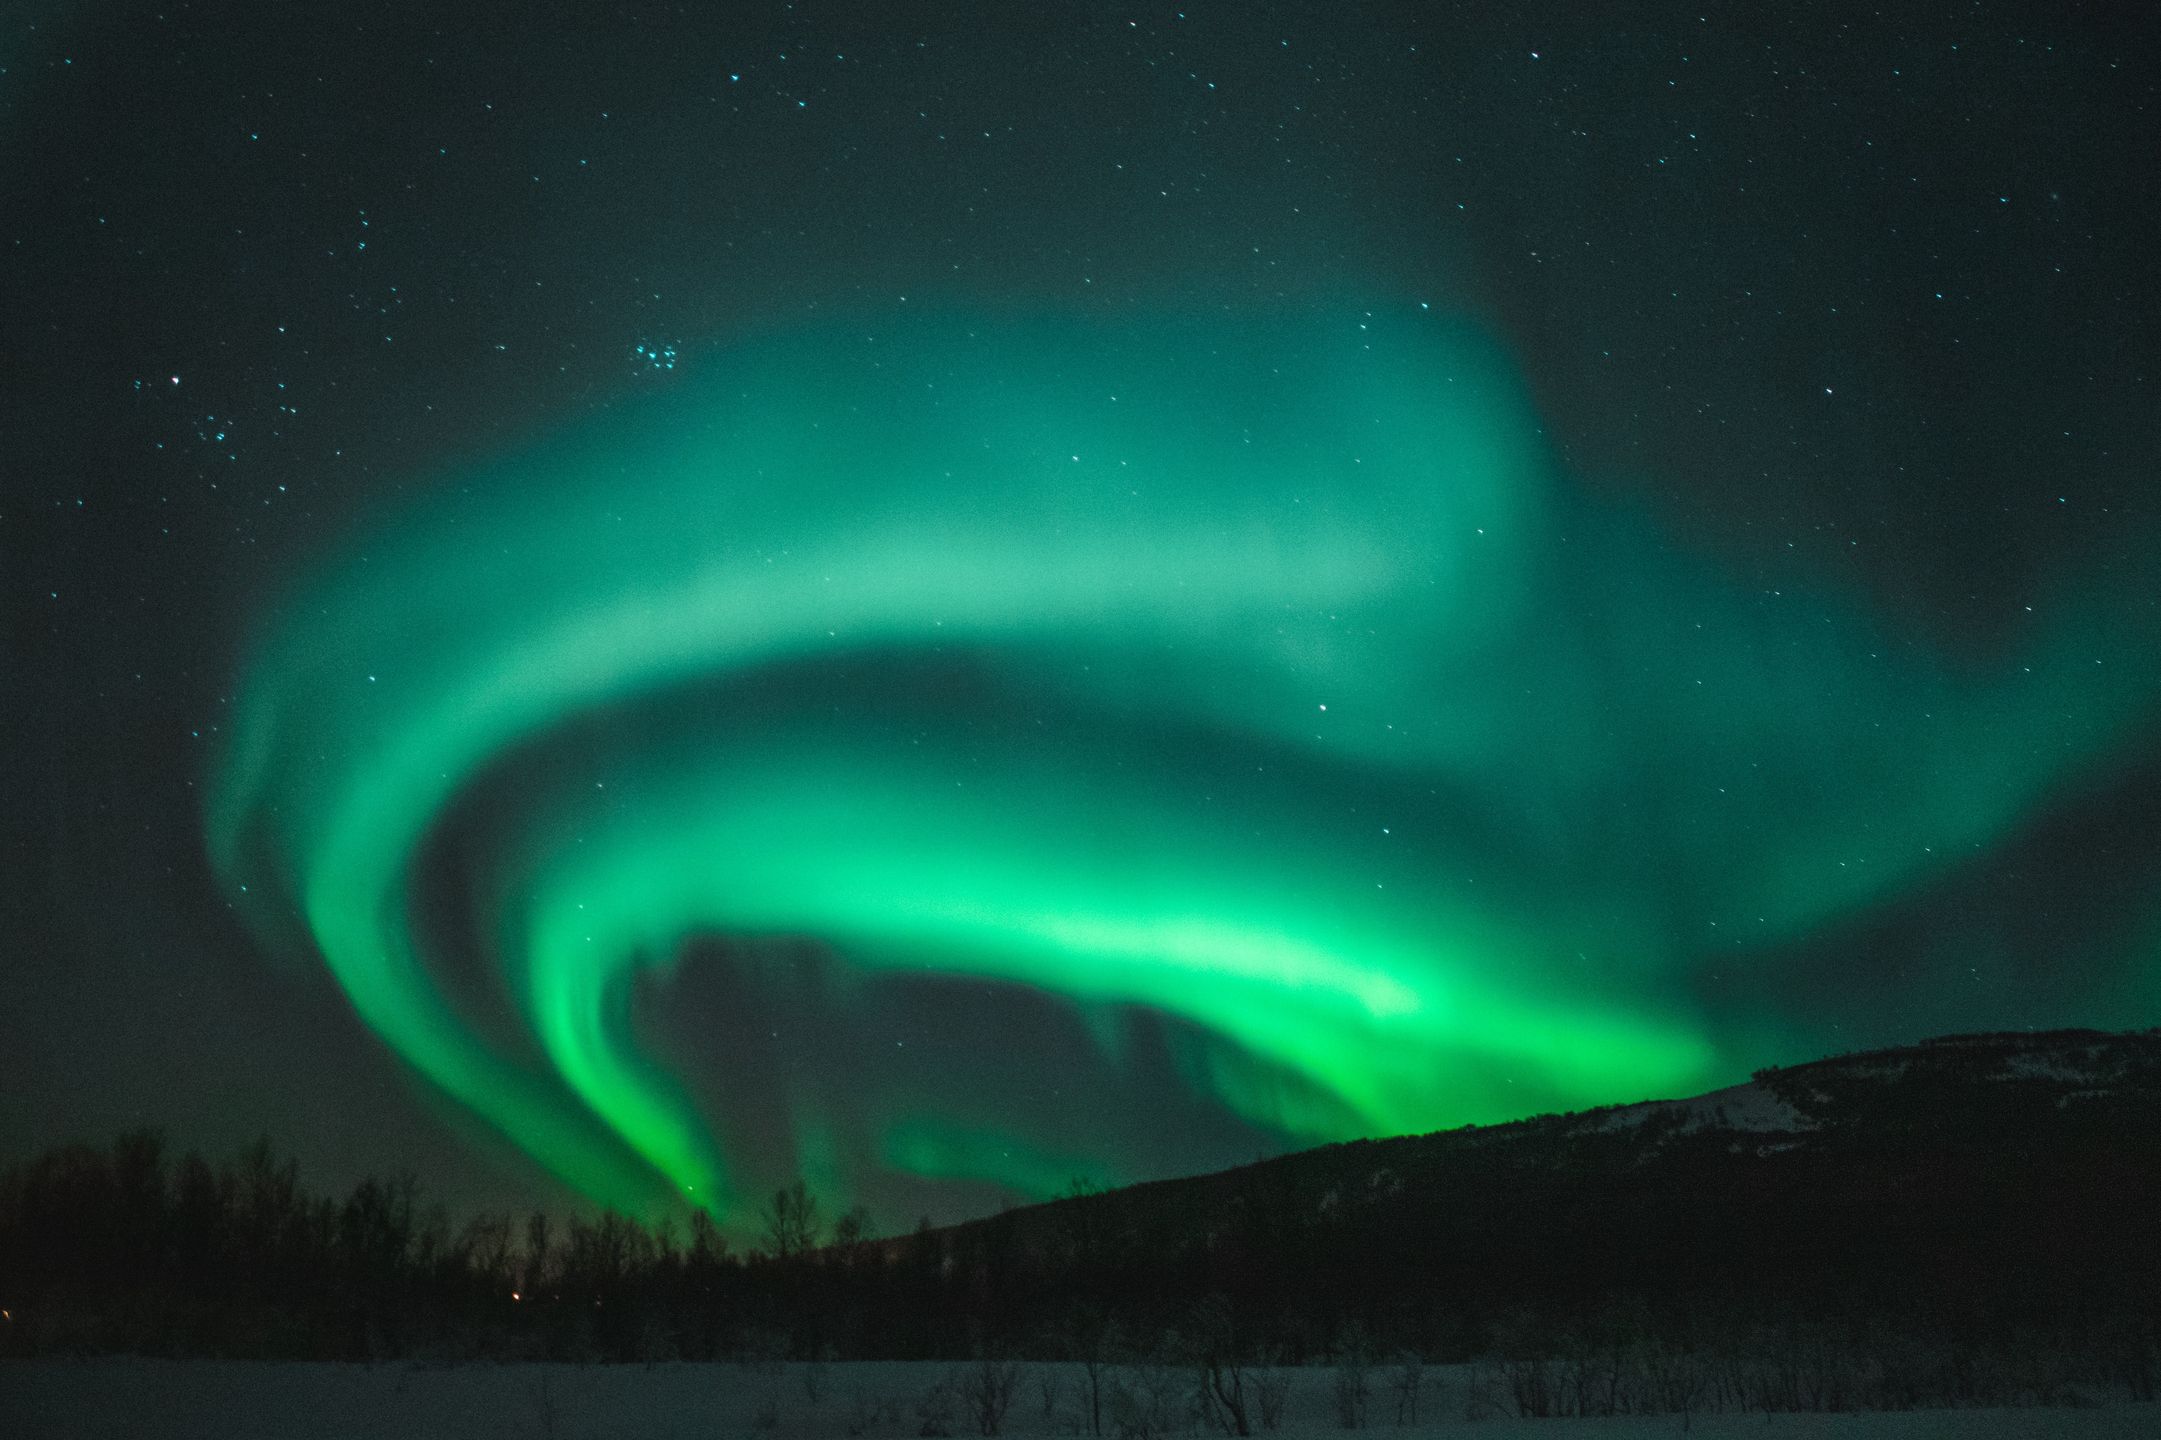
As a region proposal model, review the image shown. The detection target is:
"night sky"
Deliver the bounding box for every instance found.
[6,3,2158,1238]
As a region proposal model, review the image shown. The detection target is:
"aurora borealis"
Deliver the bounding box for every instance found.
[202,306,2157,1227]
[8,4,2158,1234]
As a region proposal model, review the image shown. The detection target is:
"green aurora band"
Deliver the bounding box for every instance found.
[209,305,2159,1227]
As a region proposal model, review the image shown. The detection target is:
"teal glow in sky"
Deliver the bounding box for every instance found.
[208,306,2159,1229]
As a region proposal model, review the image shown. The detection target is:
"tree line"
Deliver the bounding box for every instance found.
[2,1110,2157,1416]
[0,1131,916,1362]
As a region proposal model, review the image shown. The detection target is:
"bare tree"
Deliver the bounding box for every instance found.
[831,1202,874,1260]
[687,1208,729,1270]
[1060,1306,1125,1435]
[761,1178,821,1260]
[958,1355,1022,1436]
[1387,1352,1424,1426]
[1191,1295,1254,1436]
[460,1212,516,1295]
[522,1210,554,1295]
[1333,1326,1372,1430]
[1111,1346,1192,1440]
[916,1373,960,1437]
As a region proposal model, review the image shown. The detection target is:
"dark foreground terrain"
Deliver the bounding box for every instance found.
[4,1029,2157,1422]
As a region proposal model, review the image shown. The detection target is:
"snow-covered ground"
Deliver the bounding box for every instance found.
[3,1359,2152,1440]
[1586,1081,1813,1137]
